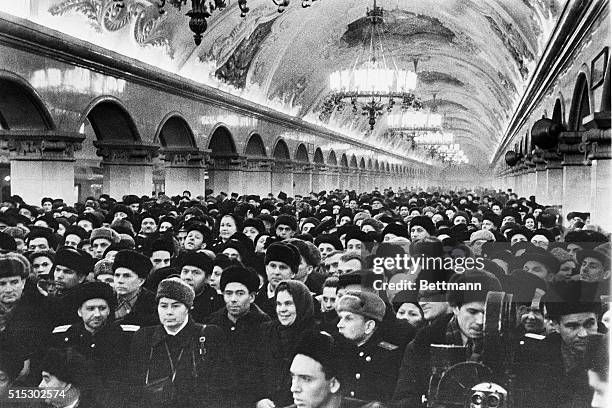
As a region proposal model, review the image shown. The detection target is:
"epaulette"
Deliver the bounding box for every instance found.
[524,333,546,341]
[377,341,399,351]
[52,325,71,334]
[120,324,140,332]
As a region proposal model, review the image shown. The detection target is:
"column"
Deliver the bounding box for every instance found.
[161,148,207,197]
[545,160,563,206]
[96,142,159,199]
[205,155,246,196]
[534,163,547,201]
[6,132,84,204]
[312,165,325,193]
[293,164,313,196]
[244,158,273,195]
[271,161,294,196]
[590,159,612,230]
[562,154,591,215]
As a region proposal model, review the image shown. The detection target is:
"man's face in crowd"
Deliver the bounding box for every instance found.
[222,248,241,262]
[301,223,315,234]
[42,201,53,213]
[396,303,424,328]
[266,261,294,290]
[159,221,173,233]
[318,243,335,260]
[481,219,495,231]
[399,206,410,218]
[295,256,313,282]
[418,290,449,321]
[337,310,371,344]
[77,220,93,233]
[64,234,81,248]
[555,312,598,353]
[276,224,294,240]
[346,239,362,253]
[158,298,189,331]
[491,205,502,216]
[339,216,352,226]
[471,217,481,228]
[410,226,429,242]
[566,244,582,260]
[372,201,383,210]
[337,258,361,275]
[180,265,207,294]
[177,230,188,249]
[54,265,83,291]
[207,266,223,292]
[588,370,609,408]
[531,235,549,249]
[524,218,536,230]
[290,354,339,408]
[454,301,485,340]
[140,218,157,234]
[0,276,25,305]
[502,216,516,227]
[323,253,341,276]
[92,238,112,259]
[39,372,69,405]
[321,286,337,312]
[580,257,607,282]
[113,267,143,297]
[431,214,444,225]
[128,203,140,213]
[184,230,205,251]
[32,256,53,276]
[78,298,110,333]
[518,305,545,333]
[28,237,50,252]
[510,234,528,246]
[453,216,467,225]
[151,250,171,271]
[223,282,254,319]
[349,199,358,210]
[523,261,550,281]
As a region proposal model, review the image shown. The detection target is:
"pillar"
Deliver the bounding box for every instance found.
[206,156,245,196]
[562,157,591,215]
[590,159,612,231]
[293,165,312,196]
[545,161,563,206]
[7,132,84,204]
[244,159,272,195]
[102,164,153,198]
[534,163,546,201]
[271,162,293,196]
[11,160,76,204]
[161,148,207,197]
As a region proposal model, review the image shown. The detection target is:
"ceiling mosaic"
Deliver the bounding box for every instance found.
[18,0,565,167]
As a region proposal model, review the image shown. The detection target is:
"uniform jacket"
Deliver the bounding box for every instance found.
[513,332,592,408]
[127,318,234,408]
[340,330,402,403]
[283,397,386,408]
[51,321,136,383]
[117,288,159,327]
[207,303,271,405]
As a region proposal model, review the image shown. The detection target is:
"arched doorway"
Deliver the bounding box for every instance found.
[244,133,272,195]
[271,139,293,196]
[293,143,311,196]
[312,147,325,193]
[206,125,242,195]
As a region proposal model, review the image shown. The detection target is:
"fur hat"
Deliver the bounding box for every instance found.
[40,348,92,387]
[75,281,116,311]
[93,258,114,278]
[274,214,298,232]
[286,238,321,267]
[220,265,260,292]
[314,234,343,251]
[90,227,120,245]
[264,242,301,274]
[179,250,214,274]
[156,277,195,308]
[470,230,496,243]
[54,246,94,276]
[381,223,409,239]
[0,253,30,279]
[336,291,386,322]
[409,216,435,235]
[112,249,152,279]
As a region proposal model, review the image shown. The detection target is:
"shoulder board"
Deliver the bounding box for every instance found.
[52,325,71,334]
[524,333,546,341]
[377,341,399,351]
[120,324,141,332]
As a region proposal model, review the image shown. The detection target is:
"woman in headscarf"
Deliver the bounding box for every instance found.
[255,280,316,408]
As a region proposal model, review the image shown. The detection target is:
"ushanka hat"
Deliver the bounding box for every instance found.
[156,277,195,308]
[75,281,117,311]
[336,291,386,322]
[220,265,260,292]
[409,216,435,235]
[264,242,301,274]
[112,249,152,279]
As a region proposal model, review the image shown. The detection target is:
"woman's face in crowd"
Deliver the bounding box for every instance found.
[222,247,241,261]
[276,290,297,326]
[219,216,237,241]
[243,226,259,242]
[256,235,270,253]
[158,298,189,330]
[396,303,424,327]
[524,218,536,230]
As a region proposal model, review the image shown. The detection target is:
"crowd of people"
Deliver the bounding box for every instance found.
[0,187,609,408]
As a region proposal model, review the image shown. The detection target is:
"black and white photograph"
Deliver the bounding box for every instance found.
[0,0,610,407]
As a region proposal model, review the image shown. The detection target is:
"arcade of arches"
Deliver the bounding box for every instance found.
[0,1,610,230]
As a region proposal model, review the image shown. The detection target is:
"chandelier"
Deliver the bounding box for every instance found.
[113,0,320,45]
[320,0,421,130]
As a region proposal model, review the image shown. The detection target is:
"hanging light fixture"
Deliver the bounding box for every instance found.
[113,0,319,45]
[321,0,421,130]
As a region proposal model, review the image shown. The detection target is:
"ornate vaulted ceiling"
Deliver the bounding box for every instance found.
[10,0,565,167]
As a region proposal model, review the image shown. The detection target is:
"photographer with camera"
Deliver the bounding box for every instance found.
[391,269,502,408]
